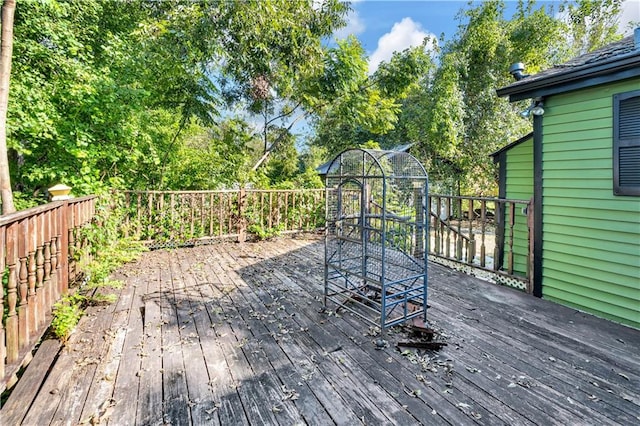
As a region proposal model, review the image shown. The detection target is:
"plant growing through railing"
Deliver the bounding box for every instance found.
[247,223,285,240]
[51,293,85,344]
[51,193,147,343]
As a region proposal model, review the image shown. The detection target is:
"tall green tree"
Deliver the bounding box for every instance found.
[399,0,621,194]
[310,38,435,155]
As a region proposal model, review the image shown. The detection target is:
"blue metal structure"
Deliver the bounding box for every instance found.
[324,148,429,332]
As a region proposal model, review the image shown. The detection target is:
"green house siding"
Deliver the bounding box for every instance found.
[504,137,533,276]
[542,79,640,329]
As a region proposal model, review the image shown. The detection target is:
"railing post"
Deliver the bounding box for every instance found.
[50,209,59,303]
[43,211,52,327]
[456,198,463,261]
[67,205,76,284]
[527,197,535,294]
[0,226,6,378]
[434,196,441,255]
[238,187,246,243]
[60,202,69,295]
[413,185,424,259]
[494,200,505,271]
[507,202,515,275]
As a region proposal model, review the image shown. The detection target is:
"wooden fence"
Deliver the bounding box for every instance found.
[428,194,533,292]
[119,189,325,248]
[0,196,97,393]
[119,189,532,290]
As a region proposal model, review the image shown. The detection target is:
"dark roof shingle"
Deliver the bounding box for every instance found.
[497,33,640,100]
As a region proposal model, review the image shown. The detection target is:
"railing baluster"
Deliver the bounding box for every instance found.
[480,200,487,268]
[6,222,19,363]
[42,211,52,328]
[147,192,154,239]
[18,219,29,348]
[189,194,195,238]
[200,193,205,237]
[136,193,142,237]
[209,193,214,237]
[50,211,59,303]
[508,202,515,275]
[468,199,475,264]
[28,215,38,337]
[238,188,246,243]
[218,193,223,236]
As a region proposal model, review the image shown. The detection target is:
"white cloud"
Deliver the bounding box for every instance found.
[334,9,366,40]
[619,0,640,35]
[368,17,435,74]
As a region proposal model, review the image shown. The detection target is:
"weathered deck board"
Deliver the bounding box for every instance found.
[3,236,639,425]
[135,264,164,426]
[0,339,61,425]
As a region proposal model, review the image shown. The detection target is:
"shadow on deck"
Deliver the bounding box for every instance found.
[1,236,639,425]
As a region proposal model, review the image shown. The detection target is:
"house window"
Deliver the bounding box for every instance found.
[613,90,640,196]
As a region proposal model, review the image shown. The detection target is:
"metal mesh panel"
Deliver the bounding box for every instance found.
[324,148,429,331]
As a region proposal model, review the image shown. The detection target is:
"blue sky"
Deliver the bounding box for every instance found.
[337,0,640,73]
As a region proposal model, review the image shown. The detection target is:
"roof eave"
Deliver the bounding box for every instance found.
[496,54,640,101]
[490,132,534,160]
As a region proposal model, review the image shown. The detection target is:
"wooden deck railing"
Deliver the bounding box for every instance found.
[1,196,97,392]
[118,190,533,290]
[428,195,533,291]
[118,189,325,248]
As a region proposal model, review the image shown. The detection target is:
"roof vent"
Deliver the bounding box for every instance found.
[509,62,528,81]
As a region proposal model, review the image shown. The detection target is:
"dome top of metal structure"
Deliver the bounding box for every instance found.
[325,148,427,181]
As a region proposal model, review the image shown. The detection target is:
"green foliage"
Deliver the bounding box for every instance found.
[265,129,300,187]
[560,0,623,55]
[310,40,434,156]
[7,0,349,201]
[162,119,258,190]
[248,223,285,240]
[51,194,145,343]
[51,293,85,344]
[76,194,146,290]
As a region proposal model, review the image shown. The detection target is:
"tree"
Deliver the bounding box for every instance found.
[0,0,15,214]
[397,0,584,194]
[211,0,349,171]
[309,39,434,156]
[560,0,623,55]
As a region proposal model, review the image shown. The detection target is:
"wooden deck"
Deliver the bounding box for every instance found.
[2,236,639,425]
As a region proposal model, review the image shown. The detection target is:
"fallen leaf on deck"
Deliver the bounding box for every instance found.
[617,372,629,381]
